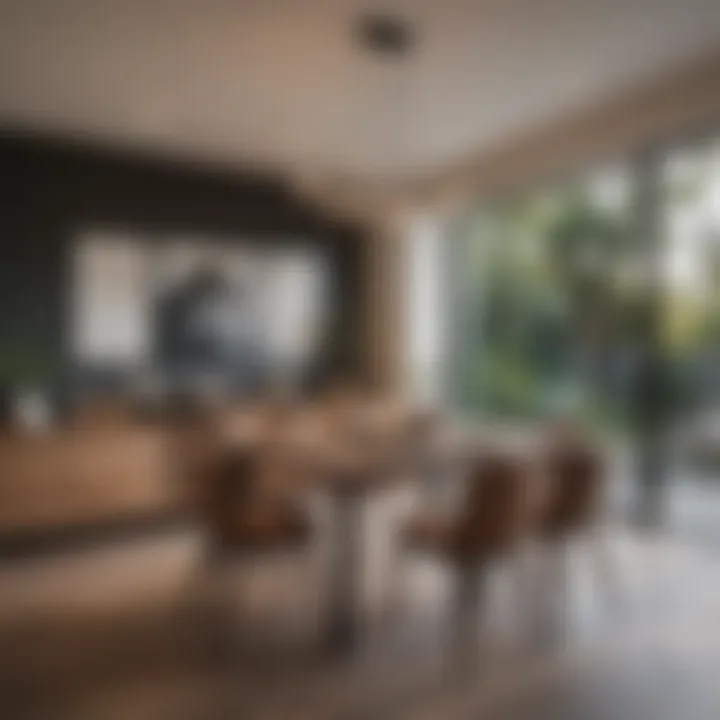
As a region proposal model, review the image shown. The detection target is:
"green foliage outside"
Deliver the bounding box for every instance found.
[452,151,720,435]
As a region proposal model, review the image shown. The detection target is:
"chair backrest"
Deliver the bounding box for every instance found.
[540,438,604,538]
[199,444,260,545]
[457,451,531,556]
[166,400,223,502]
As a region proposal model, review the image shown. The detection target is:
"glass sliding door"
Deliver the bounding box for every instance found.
[661,137,720,543]
[447,138,720,536]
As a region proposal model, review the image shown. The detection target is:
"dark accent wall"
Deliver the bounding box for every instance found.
[0,129,367,397]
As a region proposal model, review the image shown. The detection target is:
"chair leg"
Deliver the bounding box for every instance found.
[511,544,540,641]
[451,560,486,663]
[190,545,242,664]
[537,539,574,643]
[381,520,415,628]
[587,527,625,622]
[275,546,320,646]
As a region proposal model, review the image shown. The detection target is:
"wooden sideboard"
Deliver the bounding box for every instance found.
[0,425,181,534]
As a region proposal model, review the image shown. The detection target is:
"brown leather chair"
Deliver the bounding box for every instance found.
[405,451,534,558]
[401,450,536,650]
[167,400,310,560]
[537,435,605,541]
[181,428,313,655]
[533,433,615,634]
[199,444,310,555]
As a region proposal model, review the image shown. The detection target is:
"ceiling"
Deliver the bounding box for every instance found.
[0,0,719,186]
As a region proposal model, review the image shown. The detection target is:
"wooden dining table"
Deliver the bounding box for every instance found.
[219,406,488,657]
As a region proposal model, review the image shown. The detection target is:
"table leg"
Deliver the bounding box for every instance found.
[326,490,364,656]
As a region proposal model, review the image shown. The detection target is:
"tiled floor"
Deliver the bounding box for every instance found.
[2,494,720,719]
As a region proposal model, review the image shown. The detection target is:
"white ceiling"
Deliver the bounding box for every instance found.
[0,0,719,183]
